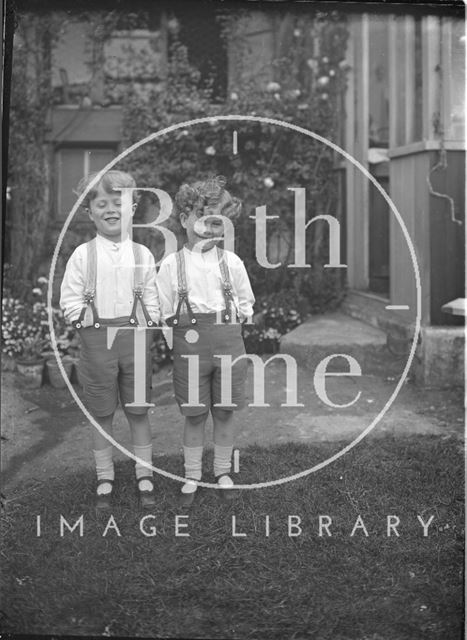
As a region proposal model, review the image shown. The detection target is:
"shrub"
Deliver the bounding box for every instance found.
[119,11,349,321]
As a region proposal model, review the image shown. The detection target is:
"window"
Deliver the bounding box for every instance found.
[442,17,465,140]
[56,147,116,218]
[170,5,228,101]
[389,14,465,147]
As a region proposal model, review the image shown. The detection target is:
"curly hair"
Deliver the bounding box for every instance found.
[174,175,242,220]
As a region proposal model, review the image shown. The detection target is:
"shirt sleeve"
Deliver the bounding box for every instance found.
[230,255,255,321]
[60,247,85,323]
[156,256,177,322]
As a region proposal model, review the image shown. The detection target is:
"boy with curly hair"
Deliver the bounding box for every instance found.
[157,176,254,506]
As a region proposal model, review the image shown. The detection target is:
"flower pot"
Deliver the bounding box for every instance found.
[69,357,81,386]
[1,355,17,372]
[16,359,45,389]
[45,357,73,388]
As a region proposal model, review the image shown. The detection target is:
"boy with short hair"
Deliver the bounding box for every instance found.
[156,176,255,506]
[60,170,159,510]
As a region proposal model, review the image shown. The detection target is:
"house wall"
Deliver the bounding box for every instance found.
[343,147,464,337]
[428,149,465,325]
[389,150,431,325]
[346,10,465,328]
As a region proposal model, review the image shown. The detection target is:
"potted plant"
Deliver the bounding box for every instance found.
[15,335,47,388]
[45,354,74,389]
[2,273,79,386]
[44,327,80,388]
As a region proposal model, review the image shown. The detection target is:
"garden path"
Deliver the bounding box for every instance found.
[1,358,463,496]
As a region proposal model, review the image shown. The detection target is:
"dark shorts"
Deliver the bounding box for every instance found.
[78,318,152,417]
[172,313,248,416]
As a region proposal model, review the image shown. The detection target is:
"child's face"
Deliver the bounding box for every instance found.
[181,203,225,252]
[87,183,134,242]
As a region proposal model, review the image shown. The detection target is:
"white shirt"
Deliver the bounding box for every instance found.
[60,235,160,326]
[156,246,255,322]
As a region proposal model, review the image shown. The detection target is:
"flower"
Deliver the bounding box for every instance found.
[266,81,281,93]
[230,92,239,101]
[306,58,317,71]
[16,335,48,362]
[320,93,329,100]
[167,17,179,34]
[205,146,216,156]
[317,76,330,87]
[297,103,309,110]
[2,287,77,359]
[322,56,329,64]
[263,177,274,188]
[293,29,301,38]
[37,276,48,284]
[274,93,281,101]
[329,69,336,77]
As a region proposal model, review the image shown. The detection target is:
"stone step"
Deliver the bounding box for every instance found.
[342,290,414,356]
[280,312,406,376]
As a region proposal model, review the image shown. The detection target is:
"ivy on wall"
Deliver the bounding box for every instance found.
[7,13,63,293]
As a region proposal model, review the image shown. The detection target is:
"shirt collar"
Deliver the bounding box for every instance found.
[183,244,218,258]
[96,234,132,251]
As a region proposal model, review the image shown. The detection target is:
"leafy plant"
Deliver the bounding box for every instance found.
[2,270,77,360]
[15,336,48,363]
[242,290,304,354]
[118,11,349,319]
[151,332,173,368]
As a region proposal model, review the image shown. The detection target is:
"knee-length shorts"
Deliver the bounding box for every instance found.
[172,313,248,417]
[78,319,152,417]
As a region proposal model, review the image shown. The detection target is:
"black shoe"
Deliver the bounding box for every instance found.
[216,474,240,502]
[137,476,156,509]
[179,479,198,508]
[95,479,114,510]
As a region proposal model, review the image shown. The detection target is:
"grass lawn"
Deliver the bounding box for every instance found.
[0,436,463,639]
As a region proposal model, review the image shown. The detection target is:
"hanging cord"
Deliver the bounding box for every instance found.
[426,146,462,226]
[426,16,463,226]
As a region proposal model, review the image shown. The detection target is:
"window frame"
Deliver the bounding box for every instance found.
[388,14,465,151]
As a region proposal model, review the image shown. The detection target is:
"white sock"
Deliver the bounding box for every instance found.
[214,444,233,478]
[134,443,154,492]
[93,447,114,495]
[182,446,203,494]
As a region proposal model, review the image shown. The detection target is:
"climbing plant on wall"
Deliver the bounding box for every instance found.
[7,12,63,293]
[6,5,349,317]
[120,7,349,315]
